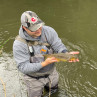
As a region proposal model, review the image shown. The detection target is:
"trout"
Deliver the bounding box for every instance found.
[43,52,78,62]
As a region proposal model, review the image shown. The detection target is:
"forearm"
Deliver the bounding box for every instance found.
[18,61,42,74]
[61,49,68,53]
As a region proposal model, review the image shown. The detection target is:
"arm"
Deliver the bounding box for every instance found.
[13,40,42,74]
[44,26,79,62]
[46,26,68,53]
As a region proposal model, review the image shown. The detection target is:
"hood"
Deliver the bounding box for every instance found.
[19,25,40,41]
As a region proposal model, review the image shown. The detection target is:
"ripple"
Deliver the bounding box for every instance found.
[0,52,27,97]
[57,38,97,97]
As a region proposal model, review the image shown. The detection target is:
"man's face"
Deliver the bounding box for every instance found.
[23,26,42,38]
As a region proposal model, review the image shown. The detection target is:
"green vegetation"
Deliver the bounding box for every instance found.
[0,38,11,54]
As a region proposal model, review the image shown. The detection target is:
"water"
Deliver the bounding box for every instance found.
[0,0,97,97]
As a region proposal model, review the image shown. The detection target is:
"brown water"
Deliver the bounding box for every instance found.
[0,0,97,97]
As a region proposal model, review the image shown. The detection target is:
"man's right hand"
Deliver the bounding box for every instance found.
[41,57,58,67]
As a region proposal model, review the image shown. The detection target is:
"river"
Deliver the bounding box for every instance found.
[0,0,97,97]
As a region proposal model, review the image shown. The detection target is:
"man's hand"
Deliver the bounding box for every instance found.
[41,57,58,67]
[68,51,79,62]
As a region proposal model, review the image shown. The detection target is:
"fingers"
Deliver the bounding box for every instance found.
[68,51,79,62]
[50,57,59,62]
[69,58,79,62]
[46,57,58,63]
[69,51,79,55]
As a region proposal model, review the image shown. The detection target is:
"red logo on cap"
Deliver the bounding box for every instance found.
[31,17,36,23]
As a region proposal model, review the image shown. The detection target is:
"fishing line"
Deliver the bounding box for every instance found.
[0,77,6,97]
[0,37,12,49]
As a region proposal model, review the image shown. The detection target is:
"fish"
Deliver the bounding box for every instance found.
[43,52,78,62]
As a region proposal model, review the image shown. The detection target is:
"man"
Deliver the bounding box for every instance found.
[13,11,79,97]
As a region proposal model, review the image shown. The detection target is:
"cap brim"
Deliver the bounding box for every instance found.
[28,22,45,32]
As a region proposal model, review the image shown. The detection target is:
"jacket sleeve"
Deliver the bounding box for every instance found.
[13,40,42,74]
[46,26,68,53]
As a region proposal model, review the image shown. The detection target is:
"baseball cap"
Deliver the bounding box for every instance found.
[21,11,45,32]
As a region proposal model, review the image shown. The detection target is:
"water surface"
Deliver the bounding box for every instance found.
[0,0,97,97]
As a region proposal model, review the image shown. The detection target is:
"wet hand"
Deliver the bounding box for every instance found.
[68,51,79,62]
[41,57,58,67]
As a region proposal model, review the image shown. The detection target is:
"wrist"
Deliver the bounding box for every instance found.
[61,49,68,53]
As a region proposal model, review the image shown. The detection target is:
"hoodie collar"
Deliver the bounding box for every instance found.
[19,25,41,41]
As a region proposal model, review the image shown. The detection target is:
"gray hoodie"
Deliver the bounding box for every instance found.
[13,26,67,75]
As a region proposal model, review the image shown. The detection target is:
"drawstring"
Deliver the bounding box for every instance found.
[48,77,52,97]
